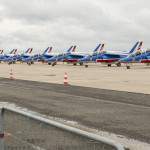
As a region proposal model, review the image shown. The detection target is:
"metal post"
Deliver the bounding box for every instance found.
[0,108,4,150]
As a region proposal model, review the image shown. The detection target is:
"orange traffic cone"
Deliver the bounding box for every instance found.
[9,69,15,80]
[64,72,68,85]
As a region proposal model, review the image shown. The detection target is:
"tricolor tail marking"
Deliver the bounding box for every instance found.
[100,44,105,52]
[0,50,3,54]
[72,46,76,52]
[25,48,33,54]
[137,41,143,51]
[129,42,139,54]
[67,46,73,53]
[48,47,52,53]
[93,44,101,52]
[10,49,17,54]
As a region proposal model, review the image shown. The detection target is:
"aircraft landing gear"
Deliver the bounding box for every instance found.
[48,62,51,65]
[108,64,111,67]
[27,62,31,66]
[125,63,130,69]
[79,62,83,66]
[52,62,57,66]
[8,62,12,65]
[116,62,121,67]
[73,63,77,66]
[126,65,130,69]
[85,64,88,68]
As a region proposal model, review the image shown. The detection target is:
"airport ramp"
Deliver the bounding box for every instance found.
[0,103,125,150]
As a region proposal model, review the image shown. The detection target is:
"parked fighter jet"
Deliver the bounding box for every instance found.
[39,47,53,63]
[118,42,144,69]
[2,49,18,64]
[95,41,142,67]
[46,46,76,66]
[63,44,102,66]
[78,44,105,67]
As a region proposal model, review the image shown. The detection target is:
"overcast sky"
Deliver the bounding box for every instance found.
[0,0,150,53]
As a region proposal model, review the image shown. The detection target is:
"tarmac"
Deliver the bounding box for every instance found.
[0,63,150,149]
[0,63,150,94]
[0,78,149,143]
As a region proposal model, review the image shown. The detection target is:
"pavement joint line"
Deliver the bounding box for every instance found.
[0,102,126,150]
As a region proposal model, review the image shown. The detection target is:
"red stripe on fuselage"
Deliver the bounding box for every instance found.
[141,60,150,63]
[96,59,119,63]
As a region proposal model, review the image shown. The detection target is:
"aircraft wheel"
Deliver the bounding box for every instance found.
[85,65,88,68]
[31,61,34,64]
[126,66,130,69]
[116,62,121,67]
[52,62,57,66]
[48,62,51,65]
[79,62,83,66]
[108,64,111,67]
[73,63,77,66]
[27,62,31,66]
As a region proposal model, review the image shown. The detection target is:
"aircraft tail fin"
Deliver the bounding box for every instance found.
[0,50,3,54]
[43,47,52,54]
[99,44,105,52]
[25,48,33,54]
[137,41,143,51]
[93,44,101,52]
[67,46,73,53]
[129,42,139,54]
[72,46,76,52]
[48,47,52,53]
[10,49,17,54]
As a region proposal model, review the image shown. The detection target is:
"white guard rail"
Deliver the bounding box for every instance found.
[0,102,127,150]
